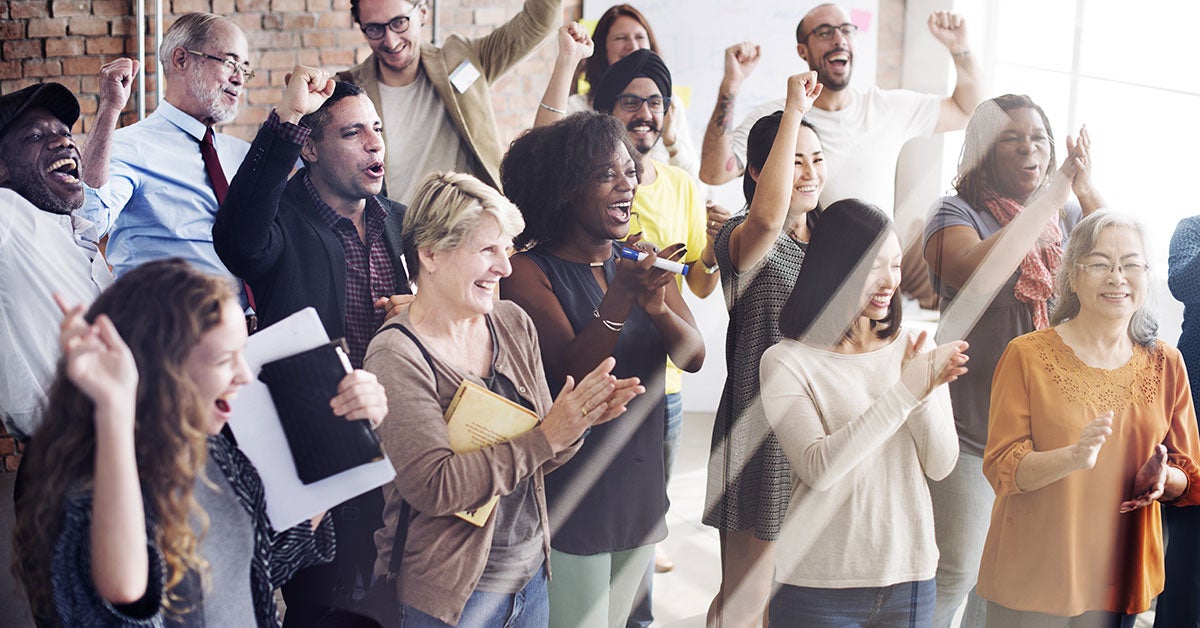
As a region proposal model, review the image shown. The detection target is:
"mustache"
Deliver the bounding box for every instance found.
[626,118,659,133]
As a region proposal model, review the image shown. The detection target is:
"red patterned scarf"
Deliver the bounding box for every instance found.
[979,184,1063,329]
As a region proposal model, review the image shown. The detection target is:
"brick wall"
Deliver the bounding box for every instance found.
[0,0,901,470]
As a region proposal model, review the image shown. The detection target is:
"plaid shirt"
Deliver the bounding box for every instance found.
[303,174,396,368]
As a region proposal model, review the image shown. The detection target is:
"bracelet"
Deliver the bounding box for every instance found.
[593,308,626,332]
[951,49,971,58]
[702,259,720,275]
[539,102,566,115]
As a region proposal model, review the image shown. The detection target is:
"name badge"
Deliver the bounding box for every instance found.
[449,59,481,93]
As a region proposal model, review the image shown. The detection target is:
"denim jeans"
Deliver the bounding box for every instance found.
[399,565,548,628]
[928,451,993,628]
[769,578,936,627]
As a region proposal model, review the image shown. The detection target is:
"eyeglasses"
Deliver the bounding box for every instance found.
[802,23,858,41]
[186,49,255,81]
[1076,261,1149,277]
[360,3,422,40]
[615,94,670,113]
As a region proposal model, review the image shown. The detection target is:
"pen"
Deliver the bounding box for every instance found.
[619,247,689,276]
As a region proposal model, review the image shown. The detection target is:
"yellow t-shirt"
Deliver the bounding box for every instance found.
[627,160,707,394]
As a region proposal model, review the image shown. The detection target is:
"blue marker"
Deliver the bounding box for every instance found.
[620,247,689,276]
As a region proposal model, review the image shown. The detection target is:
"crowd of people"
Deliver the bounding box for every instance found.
[2,1,1199,627]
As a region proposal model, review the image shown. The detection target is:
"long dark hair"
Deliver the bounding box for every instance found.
[954,94,1056,207]
[580,4,661,94]
[743,110,823,231]
[778,199,901,344]
[15,259,235,622]
[501,111,641,250]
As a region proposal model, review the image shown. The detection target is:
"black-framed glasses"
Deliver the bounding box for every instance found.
[616,94,670,113]
[802,23,858,41]
[360,2,422,40]
[185,49,255,81]
[1076,261,1149,277]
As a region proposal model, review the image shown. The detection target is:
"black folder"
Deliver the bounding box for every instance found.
[257,339,384,484]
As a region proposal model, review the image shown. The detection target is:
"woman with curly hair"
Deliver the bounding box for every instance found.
[500,110,704,627]
[14,258,386,627]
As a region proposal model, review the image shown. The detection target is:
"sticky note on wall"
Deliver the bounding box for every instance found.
[851,8,872,32]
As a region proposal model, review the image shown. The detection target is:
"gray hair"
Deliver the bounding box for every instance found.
[1050,211,1157,347]
[159,13,235,79]
[401,171,525,283]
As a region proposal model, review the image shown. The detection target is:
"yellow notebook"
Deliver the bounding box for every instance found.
[445,380,539,526]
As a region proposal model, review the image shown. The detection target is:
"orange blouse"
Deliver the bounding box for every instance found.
[979,329,1200,616]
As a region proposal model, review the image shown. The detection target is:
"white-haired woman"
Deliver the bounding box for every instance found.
[979,212,1200,627]
[363,171,643,628]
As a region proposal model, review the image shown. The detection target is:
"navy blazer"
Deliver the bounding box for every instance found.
[213,121,410,339]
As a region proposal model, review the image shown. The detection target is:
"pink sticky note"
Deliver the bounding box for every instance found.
[851,8,872,33]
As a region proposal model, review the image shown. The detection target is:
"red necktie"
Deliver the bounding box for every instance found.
[200,127,257,313]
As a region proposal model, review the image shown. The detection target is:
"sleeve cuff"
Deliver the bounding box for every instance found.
[1166,454,1200,506]
[265,109,312,145]
[993,440,1035,496]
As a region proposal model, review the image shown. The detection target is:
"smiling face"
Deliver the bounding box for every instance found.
[172,19,248,125]
[184,299,253,435]
[789,124,827,213]
[609,77,663,155]
[302,94,387,203]
[858,231,902,322]
[358,0,425,84]
[422,215,513,317]
[797,4,854,92]
[990,107,1053,202]
[575,144,638,241]
[1069,226,1148,325]
[0,107,83,215]
[605,15,651,65]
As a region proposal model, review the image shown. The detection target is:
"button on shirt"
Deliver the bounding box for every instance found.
[0,189,113,439]
[304,175,395,368]
[81,99,251,306]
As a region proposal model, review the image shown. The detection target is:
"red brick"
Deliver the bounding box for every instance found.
[69,16,111,36]
[237,0,269,11]
[4,39,43,59]
[172,0,210,14]
[78,94,99,114]
[246,86,277,105]
[2,78,39,92]
[332,0,350,10]
[213,0,236,13]
[306,0,334,10]
[258,49,295,70]
[62,55,102,75]
[231,13,261,31]
[10,1,51,19]
[283,14,316,30]
[0,3,8,19]
[0,21,25,40]
[45,37,85,56]
[0,60,22,79]
[110,16,137,35]
[302,31,336,48]
[52,74,82,93]
[25,59,63,77]
[297,48,319,66]
[80,75,100,93]
[271,0,305,11]
[317,12,350,29]
[261,13,284,30]
[86,36,124,55]
[51,0,90,16]
[93,0,130,16]
[337,30,366,47]
[320,47,356,67]
[0,438,15,456]
[268,69,288,86]
[27,17,69,37]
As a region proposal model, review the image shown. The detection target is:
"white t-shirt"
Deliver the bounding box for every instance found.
[0,189,113,438]
[379,67,473,204]
[760,331,957,588]
[732,86,940,215]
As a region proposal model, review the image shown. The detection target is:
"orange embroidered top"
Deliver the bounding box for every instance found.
[978,329,1200,616]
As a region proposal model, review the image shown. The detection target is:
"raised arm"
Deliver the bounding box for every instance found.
[81,58,138,189]
[725,72,819,273]
[533,23,593,128]
[699,42,760,185]
[927,12,984,134]
[473,0,563,83]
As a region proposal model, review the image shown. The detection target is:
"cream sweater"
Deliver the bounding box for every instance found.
[760,331,957,588]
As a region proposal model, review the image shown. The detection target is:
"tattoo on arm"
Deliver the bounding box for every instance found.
[712,93,735,136]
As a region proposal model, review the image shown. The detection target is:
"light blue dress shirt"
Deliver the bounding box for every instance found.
[81,99,251,306]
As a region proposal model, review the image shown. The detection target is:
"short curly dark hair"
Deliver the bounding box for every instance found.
[501,111,642,251]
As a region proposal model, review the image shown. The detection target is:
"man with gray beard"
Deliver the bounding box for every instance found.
[81,12,257,311]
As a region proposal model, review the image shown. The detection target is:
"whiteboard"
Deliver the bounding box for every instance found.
[583,0,881,209]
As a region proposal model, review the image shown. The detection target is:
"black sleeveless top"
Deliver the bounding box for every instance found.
[520,243,669,554]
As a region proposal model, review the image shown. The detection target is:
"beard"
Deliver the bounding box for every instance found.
[626,118,660,155]
[6,164,80,215]
[185,76,239,125]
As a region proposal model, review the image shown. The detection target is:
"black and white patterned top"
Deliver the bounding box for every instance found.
[51,435,336,627]
[703,212,807,540]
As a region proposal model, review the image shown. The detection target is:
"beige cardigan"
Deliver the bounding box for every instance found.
[338,0,561,191]
[363,301,579,624]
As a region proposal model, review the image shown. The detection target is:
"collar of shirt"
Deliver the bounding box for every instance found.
[302,172,388,233]
[155,98,211,144]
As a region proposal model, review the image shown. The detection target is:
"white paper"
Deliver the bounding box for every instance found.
[449,59,481,93]
[230,307,396,529]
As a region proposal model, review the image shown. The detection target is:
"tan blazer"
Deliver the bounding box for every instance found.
[338,0,561,191]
